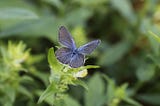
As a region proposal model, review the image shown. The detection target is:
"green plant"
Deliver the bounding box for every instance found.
[38,47,99,105]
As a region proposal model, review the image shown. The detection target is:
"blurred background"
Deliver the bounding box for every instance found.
[0,0,160,106]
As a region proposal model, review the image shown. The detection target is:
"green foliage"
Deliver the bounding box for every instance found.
[137,94,160,105]
[99,41,130,66]
[1,0,160,106]
[0,41,45,106]
[0,7,38,20]
[38,48,99,105]
[84,73,141,106]
[110,0,136,24]
[149,31,160,43]
[136,63,155,82]
[85,73,106,106]
[103,75,141,106]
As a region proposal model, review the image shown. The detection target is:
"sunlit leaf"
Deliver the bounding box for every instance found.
[115,83,128,99]
[79,65,100,70]
[0,8,38,20]
[148,31,160,43]
[48,47,63,83]
[48,47,63,72]
[38,82,58,104]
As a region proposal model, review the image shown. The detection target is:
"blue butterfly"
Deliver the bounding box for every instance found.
[55,26,101,68]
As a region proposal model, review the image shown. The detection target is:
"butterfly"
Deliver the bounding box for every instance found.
[55,26,101,68]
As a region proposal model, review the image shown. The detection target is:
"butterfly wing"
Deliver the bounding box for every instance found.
[59,26,76,49]
[55,47,73,64]
[69,54,85,68]
[77,40,101,55]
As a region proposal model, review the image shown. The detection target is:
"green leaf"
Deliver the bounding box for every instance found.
[115,83,128,99]
[137,94,160,105]
[147,55,160,68]
[38,82,58,104]
[6,86,16,104]
[71,26,88,47]
[103,74,116,103]
[42,0,63,8]
[85,73,106,106]
[18,86,33,99]
[0,0,39,28]
[103,74,141,106]
[48,47,63,72]
[0,8,38,20]
[48,47,63,83]
[148,31,160,55]
[110,0,136,24]
[65,8,92,26]
[63,95,81,106]
[74,0,107,6]
[36,90,54,105]
[70,65,99,73]
[149,31,160,43]
[79,65,100,70]
[124,97,142,106]
[72,79,88,90]
[0,85,16,105]
[29,70,49,86]
[136,64,155,82]
[99,41,130,66]
[0,17,59,41]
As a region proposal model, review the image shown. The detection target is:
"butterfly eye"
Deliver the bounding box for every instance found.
[72,52,76,55]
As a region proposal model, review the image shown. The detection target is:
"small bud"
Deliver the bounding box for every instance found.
[73,69,88,78]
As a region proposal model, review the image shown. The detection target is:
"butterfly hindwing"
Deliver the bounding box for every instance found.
[77,40,101,55]
[69,53,85,68]
[59,26,76,49]
[55,47,72,64]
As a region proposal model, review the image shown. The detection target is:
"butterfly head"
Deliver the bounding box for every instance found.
[71,48,79,57]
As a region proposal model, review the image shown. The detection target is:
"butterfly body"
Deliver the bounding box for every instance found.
[55,26,100,68]
[71,49,78,56]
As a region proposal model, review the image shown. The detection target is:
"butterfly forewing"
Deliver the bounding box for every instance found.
[69,54,85,68]
[77,40,101,55]
[55,47,73,64]
[59,26,76,49]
